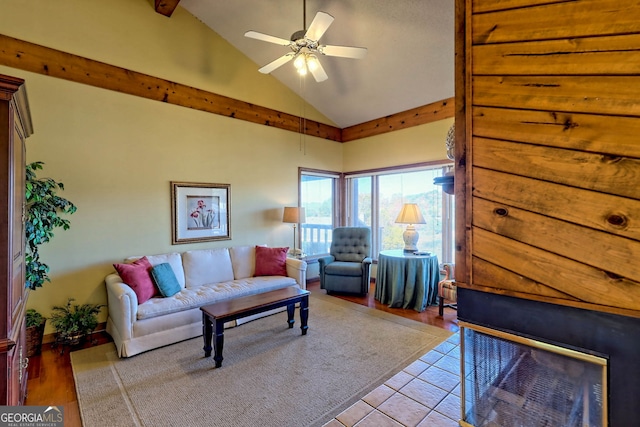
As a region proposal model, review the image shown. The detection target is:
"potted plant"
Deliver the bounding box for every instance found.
[25,308,46,357]
[49,298,104,350]
[25,161,77,290]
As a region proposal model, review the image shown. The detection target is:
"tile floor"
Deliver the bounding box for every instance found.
[324,332,462,427]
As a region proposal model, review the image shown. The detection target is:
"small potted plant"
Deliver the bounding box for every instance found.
[25,308,47,357]
[49,298,104,351]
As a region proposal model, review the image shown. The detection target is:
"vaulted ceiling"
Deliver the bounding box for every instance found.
[157,0,455,129]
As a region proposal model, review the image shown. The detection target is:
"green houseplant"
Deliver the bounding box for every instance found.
[49,298,104,349]
[25,161,77,290]
[25,308,47,357]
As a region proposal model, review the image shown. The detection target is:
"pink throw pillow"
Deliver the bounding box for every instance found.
[254,246,289,277]
[113,256,159,304]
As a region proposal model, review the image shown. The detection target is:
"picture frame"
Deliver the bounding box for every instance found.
[171,181,231,244]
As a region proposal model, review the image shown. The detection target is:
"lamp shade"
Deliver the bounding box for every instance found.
[283,207,306,223]
[395,204,426,252]
[395,203,426,225]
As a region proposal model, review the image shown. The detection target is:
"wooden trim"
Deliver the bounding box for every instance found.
[455,0,470,287]
[472,0,640,45]
[341,98,454,142]
[0,33,453,142]
[343,160,453,177]
[154,0,181,18]
[0,34,341,141]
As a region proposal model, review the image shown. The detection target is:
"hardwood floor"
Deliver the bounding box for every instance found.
[25,280,458,426]
[318,280,459,333]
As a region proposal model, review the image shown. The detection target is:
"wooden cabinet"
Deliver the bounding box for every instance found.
[0,74,33,405]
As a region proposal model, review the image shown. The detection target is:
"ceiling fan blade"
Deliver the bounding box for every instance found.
[309,58,328,83]
[258,53,295,74]
[319,45,368,59]
[305,11,334,41]
[244,31,292,46]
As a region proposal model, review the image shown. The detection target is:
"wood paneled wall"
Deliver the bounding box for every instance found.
[456,0,640,317]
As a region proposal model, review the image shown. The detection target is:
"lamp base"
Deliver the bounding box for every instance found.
[289,248,304,258]
[402,225,420,252]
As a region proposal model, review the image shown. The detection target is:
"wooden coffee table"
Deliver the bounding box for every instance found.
[200,286,310,368]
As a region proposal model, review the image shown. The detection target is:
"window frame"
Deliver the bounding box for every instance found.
[344,161,454,262]
[298,167,343,257]
[297,162,454,263]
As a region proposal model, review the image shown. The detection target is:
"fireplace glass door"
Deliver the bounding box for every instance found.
[460,322,607,427]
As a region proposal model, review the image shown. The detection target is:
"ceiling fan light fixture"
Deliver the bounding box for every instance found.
[293,54,306,70]
[306,54,319,72]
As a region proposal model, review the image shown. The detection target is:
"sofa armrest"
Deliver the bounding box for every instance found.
[105,273,138,341]
[285,257,307,289]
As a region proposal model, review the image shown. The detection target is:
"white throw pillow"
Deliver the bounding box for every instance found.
[182,248,234,288]
[229,245,257,280]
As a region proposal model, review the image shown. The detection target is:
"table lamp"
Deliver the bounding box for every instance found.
[395,203,426,252]
[282,206,306,257]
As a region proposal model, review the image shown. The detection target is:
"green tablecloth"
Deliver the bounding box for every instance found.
[375,250,439,312]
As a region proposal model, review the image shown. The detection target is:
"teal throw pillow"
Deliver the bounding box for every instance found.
[150,263,181,297]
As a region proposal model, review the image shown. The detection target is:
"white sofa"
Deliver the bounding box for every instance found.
[105,245,307,357]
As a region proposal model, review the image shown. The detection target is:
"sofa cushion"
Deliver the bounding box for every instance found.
[325,261,364,277]
[182,248,234,289]
[136,276,298,320]
[113,256,158,304]
[126,252,186,289]
[229,245,256,280]
[150,263,182,297]
[254,246,288,276]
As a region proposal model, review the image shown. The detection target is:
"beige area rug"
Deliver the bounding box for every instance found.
[71,291,452,427]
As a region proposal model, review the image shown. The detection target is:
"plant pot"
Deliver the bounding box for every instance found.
[26,320,46,357]
[56,332,87,348]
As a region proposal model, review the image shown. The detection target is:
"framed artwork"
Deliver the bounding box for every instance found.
[171,181,231,244]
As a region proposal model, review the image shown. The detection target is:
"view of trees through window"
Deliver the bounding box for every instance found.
[350,167,453,262]
[299,165,454,263]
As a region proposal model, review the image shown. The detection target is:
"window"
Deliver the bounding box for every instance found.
[346,163,454,263]
[299,169,341,257]
[297,164,454,263]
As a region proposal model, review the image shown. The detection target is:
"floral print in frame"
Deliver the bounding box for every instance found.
[171,181,230,244]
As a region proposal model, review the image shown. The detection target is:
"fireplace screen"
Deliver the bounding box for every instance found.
[460,322,607,427]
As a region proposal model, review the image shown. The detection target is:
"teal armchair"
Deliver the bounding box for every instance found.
[318,227,372,295]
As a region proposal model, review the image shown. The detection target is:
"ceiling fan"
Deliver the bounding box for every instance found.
[244,0,367,82]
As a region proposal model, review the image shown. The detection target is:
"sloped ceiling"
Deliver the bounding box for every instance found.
[179,0,455,128]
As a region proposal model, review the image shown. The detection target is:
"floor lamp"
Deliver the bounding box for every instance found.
[282,207,306,257]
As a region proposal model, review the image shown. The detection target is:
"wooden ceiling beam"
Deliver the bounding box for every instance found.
[0,33,453,142]
[341,98,455,142]
[154,0,181,18]
[0,34,341,141]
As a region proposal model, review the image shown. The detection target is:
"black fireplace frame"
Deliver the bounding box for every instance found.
[458,287,640,426]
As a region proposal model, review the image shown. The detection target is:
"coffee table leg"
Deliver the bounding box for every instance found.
[286,303,295,328]
[213,320,224,368]
[300,295,309,335]
[202,313,213,357]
